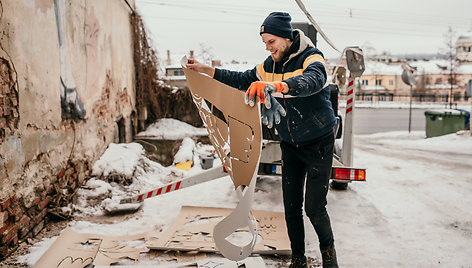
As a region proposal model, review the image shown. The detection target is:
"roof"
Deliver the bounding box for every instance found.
[363,60,472,76]
[363,61,402,75]
[219,60,259,72]
[457,31,472,43]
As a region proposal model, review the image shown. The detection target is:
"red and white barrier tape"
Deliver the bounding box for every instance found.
[135,181,182,202]
[346,75,354,114]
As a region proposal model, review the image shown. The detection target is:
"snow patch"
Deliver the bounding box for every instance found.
[136,118,207,139]
[173,137,195,164]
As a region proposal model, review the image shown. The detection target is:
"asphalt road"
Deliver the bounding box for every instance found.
[339,107,428,135]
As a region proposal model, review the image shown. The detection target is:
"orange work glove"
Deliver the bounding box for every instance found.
[245,81,284,107]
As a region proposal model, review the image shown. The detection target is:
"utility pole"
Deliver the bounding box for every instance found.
[401,63,417,133]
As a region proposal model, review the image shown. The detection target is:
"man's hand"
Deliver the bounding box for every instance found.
[261,94,286,129]
[245,81,285,107]
[186,58,215,77]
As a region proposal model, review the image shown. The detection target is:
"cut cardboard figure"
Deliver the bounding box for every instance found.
[181,59,261,188]
[33,228,148,267]
[181,57,263,260]
[146,206,290,255]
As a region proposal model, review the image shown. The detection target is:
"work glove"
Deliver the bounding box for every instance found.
[245,81,284,107]
[261,94,286,129]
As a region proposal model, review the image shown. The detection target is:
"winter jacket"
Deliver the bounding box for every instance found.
[213,29,336,146]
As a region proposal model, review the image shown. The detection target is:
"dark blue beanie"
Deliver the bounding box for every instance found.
[260,12,293,40]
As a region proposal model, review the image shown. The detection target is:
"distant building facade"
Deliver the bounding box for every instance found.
[456,30,472,62]
[348,30,472,104]
[356,60,472,103]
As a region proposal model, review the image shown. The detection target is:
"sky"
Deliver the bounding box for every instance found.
[135,0,472,65]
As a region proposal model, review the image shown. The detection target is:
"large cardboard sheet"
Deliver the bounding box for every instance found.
[181,57,262,189]
[146,206,291,255]
[33,228,148,267]
[181,57,263,260]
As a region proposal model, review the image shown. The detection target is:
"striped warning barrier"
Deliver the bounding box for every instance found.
[118,165,227,205]
[346,74,354,115]
[136,181,182,202]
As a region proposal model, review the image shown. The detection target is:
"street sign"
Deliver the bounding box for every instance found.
[346,47,365,78]
[401,64,417,86]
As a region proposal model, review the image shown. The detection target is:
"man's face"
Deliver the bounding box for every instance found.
[261,33,292,62]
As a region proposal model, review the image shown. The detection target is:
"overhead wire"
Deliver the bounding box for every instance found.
[136,0,470,59]
[137,0,470,28]
[138,12,453,38]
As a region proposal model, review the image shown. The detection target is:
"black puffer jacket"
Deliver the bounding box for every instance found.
[213,30,335,146]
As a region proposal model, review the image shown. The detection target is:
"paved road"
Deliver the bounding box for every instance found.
[339,107,428,134]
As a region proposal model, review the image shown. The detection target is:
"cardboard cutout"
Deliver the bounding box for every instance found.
[181,57,263,260]
[181,57,261,188]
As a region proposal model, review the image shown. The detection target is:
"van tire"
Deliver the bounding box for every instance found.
[330,180,348,190]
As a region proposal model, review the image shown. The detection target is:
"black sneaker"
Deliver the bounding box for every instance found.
[289,255,308,268]
[321,245,338,268]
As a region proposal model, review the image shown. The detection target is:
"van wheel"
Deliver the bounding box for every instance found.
[330,180,348,190]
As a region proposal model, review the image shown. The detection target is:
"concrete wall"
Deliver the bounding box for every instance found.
[0,0,136,257]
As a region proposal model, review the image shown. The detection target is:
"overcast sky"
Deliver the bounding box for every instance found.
[135,0,472,64]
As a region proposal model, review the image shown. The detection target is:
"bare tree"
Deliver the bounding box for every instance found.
[361,41,377,60]
[197,43,214,66]
[440,26,458,108]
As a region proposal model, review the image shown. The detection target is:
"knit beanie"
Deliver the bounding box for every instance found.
[260,12,293,40]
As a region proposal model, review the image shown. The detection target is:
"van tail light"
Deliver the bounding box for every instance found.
[332,167,366,181]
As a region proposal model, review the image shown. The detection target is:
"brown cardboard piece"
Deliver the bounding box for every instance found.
[181,57,262,189]
[146,206,291,255]
[33,227,148,267]
[181,57,266,260]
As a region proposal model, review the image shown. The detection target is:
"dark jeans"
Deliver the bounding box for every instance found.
[280,131,335,257]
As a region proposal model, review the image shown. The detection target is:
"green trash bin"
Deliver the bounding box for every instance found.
[424,109,468,138]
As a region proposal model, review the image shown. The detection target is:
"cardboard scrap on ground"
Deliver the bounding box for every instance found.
[94,256,265,268]
[153,251,207,263]
[34,208,274,267]
[33,227,148,267]
[146,206,291,255]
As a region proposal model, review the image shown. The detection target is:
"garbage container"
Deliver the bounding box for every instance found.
[424,109,469,138]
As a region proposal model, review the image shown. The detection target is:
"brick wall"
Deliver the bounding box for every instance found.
[0,0,137,259]
[0,58,19,141]
[0,160,89,259]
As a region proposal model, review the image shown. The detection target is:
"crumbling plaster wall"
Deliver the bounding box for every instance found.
[0,0,136,256]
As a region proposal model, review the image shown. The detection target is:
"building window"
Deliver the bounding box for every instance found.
[173,70,184,76]
[375,79,382,86]
[362,80,368,86]
[389,80,393,86]
[435,78,442,84]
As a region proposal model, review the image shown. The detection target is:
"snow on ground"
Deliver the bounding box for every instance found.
[17,120,472,267]
[328,131,472,267]
[136,118,207,139]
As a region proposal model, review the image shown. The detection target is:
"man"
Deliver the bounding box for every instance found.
[187,12,338,268]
